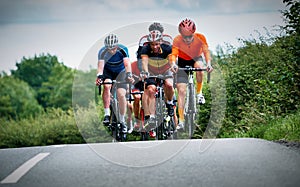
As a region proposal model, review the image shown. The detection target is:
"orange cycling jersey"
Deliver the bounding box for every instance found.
[170,33,211,63]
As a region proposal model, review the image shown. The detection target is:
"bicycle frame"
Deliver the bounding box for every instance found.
[98,80,128,142]
[128,89,148,140]
[178,66,207,138]
[148,74,176,140]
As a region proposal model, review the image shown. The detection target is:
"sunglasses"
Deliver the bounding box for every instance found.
[182,35,193,39]
[107,45,117,50]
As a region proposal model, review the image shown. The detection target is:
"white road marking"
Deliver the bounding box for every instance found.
[51,144,66,148]
[1,152,50,184]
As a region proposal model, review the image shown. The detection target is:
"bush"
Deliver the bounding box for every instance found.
[217,33,300,137]
[263,110,300,141]
[0,108,85,148]
[0,76,43,119]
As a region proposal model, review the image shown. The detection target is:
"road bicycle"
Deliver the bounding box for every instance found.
[147,74,177,140]
[98,80,129,142]
[126,80,149,141]
[177,66,210,138]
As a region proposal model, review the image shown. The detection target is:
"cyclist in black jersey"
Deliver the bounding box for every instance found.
[140,22,175,130]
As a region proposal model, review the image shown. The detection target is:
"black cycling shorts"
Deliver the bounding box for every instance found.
[176,57,202,84]
[145,69,173,87]
[103,68,127,89]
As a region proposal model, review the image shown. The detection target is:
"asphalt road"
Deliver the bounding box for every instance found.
[0,138,299,187]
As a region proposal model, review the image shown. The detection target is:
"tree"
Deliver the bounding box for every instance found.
[282,0,300,35]
[282,0,300,63]
[39,63,75,110]
[0,76,43,119]
[11,54,61,107]
[11,53,74,109]
[11,54,60,89]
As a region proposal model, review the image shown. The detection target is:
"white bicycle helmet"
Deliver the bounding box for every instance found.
[104,34,118,49]
[147,30,162,42]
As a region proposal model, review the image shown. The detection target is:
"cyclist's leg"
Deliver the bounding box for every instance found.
[163,70,175,102]
[177,82,186,127]
[163,70,175,116]
[176,69,188,129]
[102,69,113,124]
[144,84,156,131]
[173,97,178,128]
[148,87,156,117]
[117,87,127,121]
[114,71,128,135]
[194,60,205,104]
[143,78,156,117]
[133,94,141,119]
[143,78,156,132]
[177,58,194,128]
[127,99,133,133]
[132,87,141,129]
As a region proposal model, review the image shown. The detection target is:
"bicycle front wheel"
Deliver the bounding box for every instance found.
[186,113,195,138]
[188,84,196,138]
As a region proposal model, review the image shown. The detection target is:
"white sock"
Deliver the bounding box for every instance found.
[104,108,110,116]
[167,100,173,105]
[120,115,125,122]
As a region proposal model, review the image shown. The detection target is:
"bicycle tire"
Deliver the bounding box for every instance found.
[155,98,165,140]
[141,131,149,141]
[188,83,196,138]
[111,98,125,142]
[167,116,177,140]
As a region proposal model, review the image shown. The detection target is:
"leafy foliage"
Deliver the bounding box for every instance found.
[1,0,299,148]
[72,69,97,109]
[11,53,73,109]
[216,32,299,137]
[281,0,300,65]
[282,0,300,35]
[11,54,60,89]
[39,63,75,110]
[0,108,85,148]
[0,76,43,119]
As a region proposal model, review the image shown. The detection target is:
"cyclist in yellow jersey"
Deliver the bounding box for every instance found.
[170,18,213,130]
[141,22,175,130]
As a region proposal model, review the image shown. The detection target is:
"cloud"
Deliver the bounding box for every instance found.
[214,0,286,15]
[0,0,287,73]
[0,0,286,25]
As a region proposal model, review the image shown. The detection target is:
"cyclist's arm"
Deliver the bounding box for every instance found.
[141,55,149,73]
[123,57,131,73]
[198,34,212,70]
[140,45,150,73]
[170,37,180,67]
[170,48,178,65]
[97,48,106,77]
[203,46,212,67]
[169,46,179,72]
[97,59,105,76]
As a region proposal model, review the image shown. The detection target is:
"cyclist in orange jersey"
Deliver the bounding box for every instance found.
[170,18,213,130]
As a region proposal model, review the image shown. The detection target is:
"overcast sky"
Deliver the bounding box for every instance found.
[0,0,287,73]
